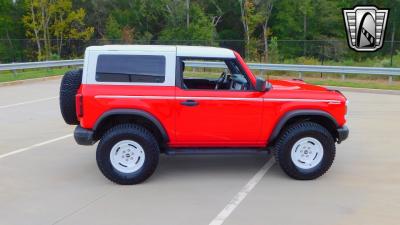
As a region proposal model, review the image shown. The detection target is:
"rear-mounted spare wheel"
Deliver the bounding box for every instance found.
[59,69,82,125]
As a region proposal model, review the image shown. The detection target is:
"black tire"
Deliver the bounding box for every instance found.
[274,122,336,180]
[96,124,160,185]
[59,69,82,125]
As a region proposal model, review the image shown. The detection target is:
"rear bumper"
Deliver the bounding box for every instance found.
[74,125,95,145]
[337,126,349,143]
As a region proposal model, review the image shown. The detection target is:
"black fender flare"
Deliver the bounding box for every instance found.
[93,109,169,142]
[268,110,339,143]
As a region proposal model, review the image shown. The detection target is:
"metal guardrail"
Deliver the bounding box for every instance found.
[1,59,399,83]
[0,59,83,71]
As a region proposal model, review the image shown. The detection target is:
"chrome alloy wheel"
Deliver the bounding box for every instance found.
[290,137,324,170]
[110,140,145,173]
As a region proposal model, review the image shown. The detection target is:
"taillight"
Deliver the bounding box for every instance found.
[76,94,83,117]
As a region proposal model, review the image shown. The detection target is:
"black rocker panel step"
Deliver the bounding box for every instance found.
[164,148,269,155]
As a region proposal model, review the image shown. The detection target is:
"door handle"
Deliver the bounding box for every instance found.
[180,99,199,106]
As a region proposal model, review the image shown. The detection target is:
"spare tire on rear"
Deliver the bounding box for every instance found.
[60,69,82,125]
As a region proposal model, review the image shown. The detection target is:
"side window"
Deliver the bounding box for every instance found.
[180,58,250,91]
[96,55,166,83]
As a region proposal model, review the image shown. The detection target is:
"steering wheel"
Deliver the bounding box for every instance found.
[215,71,227,90]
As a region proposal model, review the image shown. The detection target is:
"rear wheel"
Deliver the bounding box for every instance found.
[96,124,160,185]
[274,122,336,180]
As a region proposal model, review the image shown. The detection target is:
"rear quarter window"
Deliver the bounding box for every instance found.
[96,55,166,83]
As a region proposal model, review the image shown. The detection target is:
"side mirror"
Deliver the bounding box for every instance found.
[255,76,271,92]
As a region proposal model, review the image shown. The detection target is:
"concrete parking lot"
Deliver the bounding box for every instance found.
[0,78,399,225]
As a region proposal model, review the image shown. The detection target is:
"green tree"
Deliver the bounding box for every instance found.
[238,0,262,59]
[106,0,168,43]
[160,2,215,44]
[73,0,109,39]
[52,0,94,56]
[23,0,93,60]
[269,36,280,63]
[0,0,24,62]
[105,15,121,40]
[299,0,313,55]
[0,0,13,58]
[2,0,396,63]
[23,0,51,60]
[255,0,274,62]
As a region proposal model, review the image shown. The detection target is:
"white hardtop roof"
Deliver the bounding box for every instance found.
[176,46,235,58]
[86,45,235,58]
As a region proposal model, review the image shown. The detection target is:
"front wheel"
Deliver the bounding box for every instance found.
[274,122,336,180]
[96,124,159,185]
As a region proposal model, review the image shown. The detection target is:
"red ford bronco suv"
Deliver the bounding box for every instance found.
[60,45,349,185]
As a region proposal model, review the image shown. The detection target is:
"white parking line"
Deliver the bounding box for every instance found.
[209,158,275,225]
[0,134,73,160]
[0,96,58,109]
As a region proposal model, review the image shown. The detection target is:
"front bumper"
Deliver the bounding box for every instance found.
[337,126,349,143]
[74,125,95,145]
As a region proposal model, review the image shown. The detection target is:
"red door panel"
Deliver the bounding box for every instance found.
[174,88,264,146]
